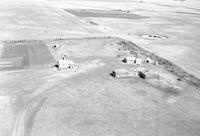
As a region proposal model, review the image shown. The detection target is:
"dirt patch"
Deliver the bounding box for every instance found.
[1,41,55,68]
[175,11,200,16]
[140,34,168,40]
[65,9,149,19]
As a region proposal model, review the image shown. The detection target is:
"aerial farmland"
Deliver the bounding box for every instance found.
[0,0,200,136]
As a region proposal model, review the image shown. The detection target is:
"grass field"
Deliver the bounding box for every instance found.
[0,37,199,136]
[0,0,200,136]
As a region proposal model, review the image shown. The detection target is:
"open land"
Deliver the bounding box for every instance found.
[0,0,200,136]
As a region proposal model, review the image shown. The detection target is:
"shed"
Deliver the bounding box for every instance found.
[111,69,137,78]
[135,58,142,65]
[138,71,146,79]
[57,59,75,70]
[145,57,154,63]
[123,56,136,64]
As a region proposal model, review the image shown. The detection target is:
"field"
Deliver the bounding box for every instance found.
[1,41,55,68]
[48,0,200,78]
[65,9,148,19]
[0,0,200,136]
[0,37,199,136]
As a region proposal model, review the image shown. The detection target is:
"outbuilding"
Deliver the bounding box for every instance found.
[57,59,75,70]
[57,54,78,71]
[145,57,154,63]
[111,69,137,78]
[123,56,136,64]
[135,58,142,65]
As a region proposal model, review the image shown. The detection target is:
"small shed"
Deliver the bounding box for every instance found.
[123,56,136,64]
[135,58,142,65]
[111,69,137,78]
[138,71,146,79]
[111,69,129,78]
[52,42,60,49]
[145,57,154,64]
[57,59,75,69]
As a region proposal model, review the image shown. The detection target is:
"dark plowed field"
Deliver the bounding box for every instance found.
[65,9,148,19]
[1,41,55,68]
